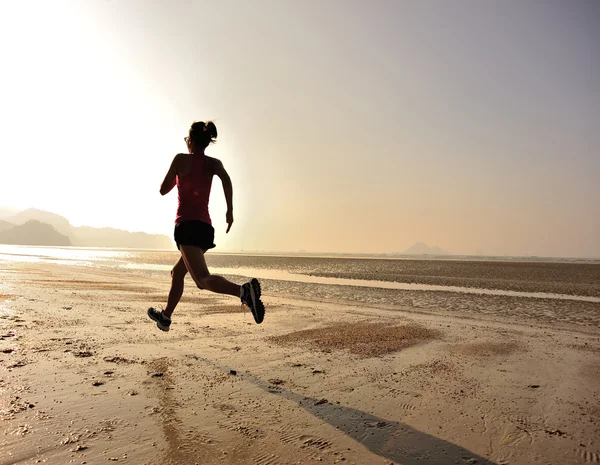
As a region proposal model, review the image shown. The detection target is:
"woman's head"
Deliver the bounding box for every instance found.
[186,121,217,152]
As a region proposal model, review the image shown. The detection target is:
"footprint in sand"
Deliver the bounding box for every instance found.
[220,418,266,440]
[278,424,332,451]
[103,356,137,364]
[254,452,282,465]
[580,449,600,463]
[73,350,94,358]
[7,360,27,369]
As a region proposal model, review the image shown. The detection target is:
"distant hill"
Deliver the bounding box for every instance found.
[0,220,14,233]
[0,208,174,249]
[0,220,72,246]
[403,242,448,255]
[10,208,72,235]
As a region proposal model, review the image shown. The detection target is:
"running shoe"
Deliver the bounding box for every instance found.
[147,307,171,332]
[241,278,264,324]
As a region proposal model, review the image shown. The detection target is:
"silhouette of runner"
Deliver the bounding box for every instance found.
[147,121,264,331]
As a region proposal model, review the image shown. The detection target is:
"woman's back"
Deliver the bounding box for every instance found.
[175,154,215,225]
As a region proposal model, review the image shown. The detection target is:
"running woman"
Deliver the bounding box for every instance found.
[147,121,264,331]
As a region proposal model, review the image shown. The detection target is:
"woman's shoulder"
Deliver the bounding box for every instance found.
[174,153,193,175]
[204,154,221,163]
[173,152,192,164]
[203,155,223,172]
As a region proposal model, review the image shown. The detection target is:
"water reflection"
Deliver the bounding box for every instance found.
[0,244,131,262]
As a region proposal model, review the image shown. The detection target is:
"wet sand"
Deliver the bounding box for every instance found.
[199,255,600,297]
[1,262,599,465]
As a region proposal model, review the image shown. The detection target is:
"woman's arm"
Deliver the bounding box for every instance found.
[214,159,234,233]
[160,155,180,196]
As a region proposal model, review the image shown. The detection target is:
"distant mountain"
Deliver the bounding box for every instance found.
[0,208,174,249]
[403,242,448,255]
[0,220,72,246]
[0,220,14,233]
[10,208,72,235]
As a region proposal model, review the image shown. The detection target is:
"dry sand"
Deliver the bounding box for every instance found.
[1,262,599,465]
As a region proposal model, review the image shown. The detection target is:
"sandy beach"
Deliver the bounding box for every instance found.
[2,1,598,462]
[1,260,599,465]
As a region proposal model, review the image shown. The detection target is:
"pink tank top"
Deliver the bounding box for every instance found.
[175,155,213,225]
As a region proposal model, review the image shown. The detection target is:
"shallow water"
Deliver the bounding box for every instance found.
[122,263,600,303]
[2,245,600,302]
[2,244,600,327]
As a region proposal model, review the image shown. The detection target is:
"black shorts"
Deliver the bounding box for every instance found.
[174,221,216,250]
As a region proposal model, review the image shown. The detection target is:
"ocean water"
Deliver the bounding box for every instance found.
[1,245,599,326]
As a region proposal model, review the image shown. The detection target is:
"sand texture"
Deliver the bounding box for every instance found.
[1,261,599,465]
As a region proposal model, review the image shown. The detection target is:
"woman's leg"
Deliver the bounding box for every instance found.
[163,256,188,318]
[179,245,241,297]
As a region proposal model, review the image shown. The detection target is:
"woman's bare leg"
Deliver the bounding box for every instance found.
[163,256,188,318]
[179,245,241,297]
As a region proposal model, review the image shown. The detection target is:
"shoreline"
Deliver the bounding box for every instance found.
[2,245,600,299]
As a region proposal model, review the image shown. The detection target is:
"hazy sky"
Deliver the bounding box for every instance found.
[0,0,598,257]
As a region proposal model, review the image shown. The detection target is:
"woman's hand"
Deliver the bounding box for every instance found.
[226,210,234,233]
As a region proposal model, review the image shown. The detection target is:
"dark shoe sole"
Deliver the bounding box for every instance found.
[249,279,264,324]
[147,308,170,332]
